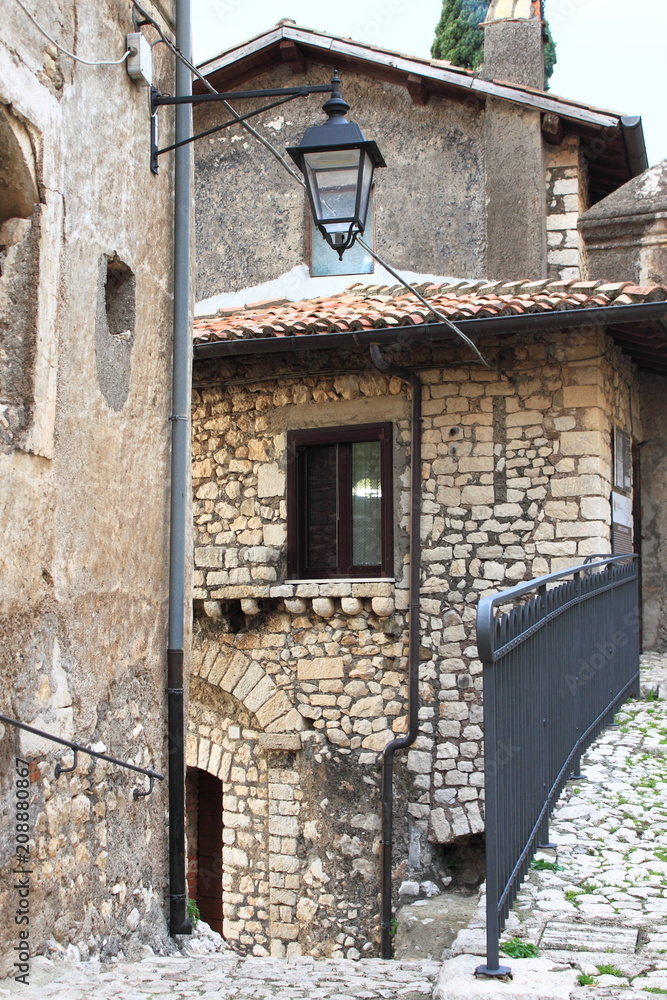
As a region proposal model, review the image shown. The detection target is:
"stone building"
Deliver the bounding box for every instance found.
[188,278,667,957]
[181,2,665,963]
[0,0,181,974]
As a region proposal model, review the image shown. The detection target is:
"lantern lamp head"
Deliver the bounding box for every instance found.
[286,72,386,259]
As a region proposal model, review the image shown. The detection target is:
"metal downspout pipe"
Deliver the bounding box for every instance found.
[369,345,422,959]
[167,0,193,937]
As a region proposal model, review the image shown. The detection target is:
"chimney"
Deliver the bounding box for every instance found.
[482,0,545,90]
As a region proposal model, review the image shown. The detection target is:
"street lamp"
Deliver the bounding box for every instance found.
[150,71,385,259]
[286,72,386,258]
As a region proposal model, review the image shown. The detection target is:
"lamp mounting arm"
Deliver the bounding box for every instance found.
[150,83,334,174]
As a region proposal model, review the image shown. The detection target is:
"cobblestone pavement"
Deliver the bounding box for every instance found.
[0,954,440,999]
[452,651,667,998]
[3,655,667,1000]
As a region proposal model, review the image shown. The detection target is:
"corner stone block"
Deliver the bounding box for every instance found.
[550,474,605,498]
[562,384,605,409]
[559,431,605,457]
[296,657,344,681]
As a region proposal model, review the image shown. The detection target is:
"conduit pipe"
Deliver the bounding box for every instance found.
[166,0,193,937]
[369,344,422,959]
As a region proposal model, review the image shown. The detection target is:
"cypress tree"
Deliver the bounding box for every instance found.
[431,0,557,89]
[431,0,489,71]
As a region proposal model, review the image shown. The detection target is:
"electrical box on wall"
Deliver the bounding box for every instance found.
[126,33,152,87]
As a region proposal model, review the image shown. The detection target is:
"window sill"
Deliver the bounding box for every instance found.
[198,579,405,617]
[199,580,396,602]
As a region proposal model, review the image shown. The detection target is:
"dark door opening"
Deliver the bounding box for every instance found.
[186,766,223,935]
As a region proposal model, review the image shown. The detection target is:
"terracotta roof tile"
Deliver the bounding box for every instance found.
[193,279,667,345]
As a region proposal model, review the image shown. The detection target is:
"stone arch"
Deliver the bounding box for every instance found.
[191,634,304,735]
[0,104,39,224]
[186,674,273,954]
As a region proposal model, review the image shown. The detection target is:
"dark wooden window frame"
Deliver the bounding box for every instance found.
[287,422,394,580]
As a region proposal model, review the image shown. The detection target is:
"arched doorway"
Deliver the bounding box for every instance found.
[186,767,223,934]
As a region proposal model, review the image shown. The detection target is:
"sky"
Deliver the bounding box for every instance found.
[192,0,666,168]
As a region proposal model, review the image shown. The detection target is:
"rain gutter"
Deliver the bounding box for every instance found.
[193,301,667,362]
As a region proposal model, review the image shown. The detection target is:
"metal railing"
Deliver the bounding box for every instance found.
[0,714,164,798]
[475,555,640,977]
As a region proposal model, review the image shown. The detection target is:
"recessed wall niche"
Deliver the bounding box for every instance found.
[94,253,135,410]
[0,104,41,450]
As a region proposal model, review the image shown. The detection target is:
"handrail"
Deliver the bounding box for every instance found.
[477,555,636,662]
[0,713,164,798]
[475,555,640,978]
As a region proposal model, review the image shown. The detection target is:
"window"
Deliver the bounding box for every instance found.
[287,423,393,579]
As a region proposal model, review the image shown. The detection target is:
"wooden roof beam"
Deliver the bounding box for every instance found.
[406,74,429,107]
[280,39,307,75]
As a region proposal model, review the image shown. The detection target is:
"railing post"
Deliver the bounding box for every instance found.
[475,656,511,979]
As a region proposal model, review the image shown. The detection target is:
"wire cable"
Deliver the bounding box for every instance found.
[15,0,132,65]
[356,236,491,368]
[132,0,306,186]
[132,1,490,370]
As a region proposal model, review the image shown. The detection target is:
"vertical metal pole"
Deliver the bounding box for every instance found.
[167,0,193,937]
[476,660,510,978]
[369,346,421,961]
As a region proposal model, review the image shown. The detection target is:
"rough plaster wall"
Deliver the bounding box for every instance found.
[189,328,634,955]
[482,20,545,91]
[193,63,486,299]
[639,373,667,651]
[0,0,179,973]
[484,100,546,280]
[582,216,667,286]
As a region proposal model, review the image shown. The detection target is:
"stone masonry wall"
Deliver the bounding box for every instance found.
[189,327,638,956]
[546,137,590,281]
[0,0,178,974]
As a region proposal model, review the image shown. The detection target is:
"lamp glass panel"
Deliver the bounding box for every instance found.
[357,151,375,230]
[303,149,361,229]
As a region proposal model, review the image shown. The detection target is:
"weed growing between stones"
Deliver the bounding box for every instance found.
[500,938,538,958]
[531,859,564,872]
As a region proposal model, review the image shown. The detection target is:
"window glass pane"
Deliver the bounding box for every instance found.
[305,444,337,569]
[303,149,360,223]
[351,440,382,566]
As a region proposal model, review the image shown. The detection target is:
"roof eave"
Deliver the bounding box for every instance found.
[193,301,667,370]
[196,23,624,133]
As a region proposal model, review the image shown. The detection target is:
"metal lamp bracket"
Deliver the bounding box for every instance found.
[150,83,334,174]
